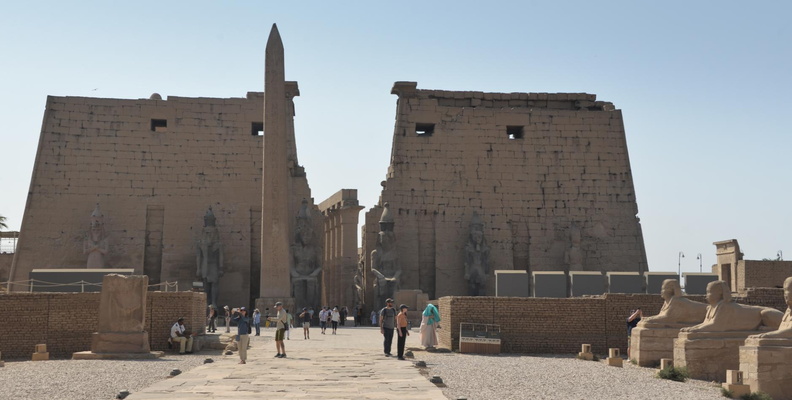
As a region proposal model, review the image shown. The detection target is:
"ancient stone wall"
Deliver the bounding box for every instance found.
[738,261,792,292]
[0,253,12,283]
[318,189,363,309]
[0,291,204,359]
[366,82,648,300]
[437,290,781,355]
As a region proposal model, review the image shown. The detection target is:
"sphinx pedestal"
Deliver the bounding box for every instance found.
[630,326,685,367]
[673,331,757,382]
[739,337,792,400]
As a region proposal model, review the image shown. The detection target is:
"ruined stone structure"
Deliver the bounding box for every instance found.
[318,189,363,310]
[363,82,648,301]
[8,25,360,311]
[714,239,792,293]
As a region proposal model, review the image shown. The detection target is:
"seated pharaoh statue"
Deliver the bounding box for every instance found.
[680,280,783,334]
[638,279,707,329]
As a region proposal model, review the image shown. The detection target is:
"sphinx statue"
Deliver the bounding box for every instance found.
[371,203,400,308]
[464,211,490,296]
[674,280,783,382]
[196,207,223,309]
[680,280,783,333]
[739,277,792,399]
[291,199,321,309]
[629,279,708,367]
[639,279,708,329]
[84,203,109,268]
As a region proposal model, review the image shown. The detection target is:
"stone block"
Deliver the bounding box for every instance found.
[721,383,751,398]
[533,272,567,298]
[35,344,47,353]
[683,273,719,295]
[674,330,758,382]
[495,270,530,297]
[660,358,672,369]
[608,348,620,358]
[395,290,423,309]
[645,272,679,294]
[570,272,605,297]
[739,337,792,400]
[607,356,623,367]
[91,332,151,354]
[630,327,686,367]
[0,361,4,367]
[607,272,643,294]
[32,352,49,361]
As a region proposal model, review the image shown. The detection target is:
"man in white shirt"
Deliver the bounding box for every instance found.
[170,317,194,354]
[318,306,328,334]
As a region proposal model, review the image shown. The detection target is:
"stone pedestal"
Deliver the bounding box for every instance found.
[630,326,686,367]
[739,337,792,400]
[578,344,593,360]
[32,344,49,361]
[606,348,622,367]
[91,332,150,354]
[673,330,757,382]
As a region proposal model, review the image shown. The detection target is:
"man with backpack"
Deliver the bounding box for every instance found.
[379,298,397,356]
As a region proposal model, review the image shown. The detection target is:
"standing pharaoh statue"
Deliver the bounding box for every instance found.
[353,252,365,308]
[196,207,223,309]
[564,223,584,271]
[464,211,490,296]
[84,203,109,268]
[291,199,321,309]
[371,203,400,308]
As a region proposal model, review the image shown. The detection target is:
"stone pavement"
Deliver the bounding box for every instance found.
[127,325,446,400]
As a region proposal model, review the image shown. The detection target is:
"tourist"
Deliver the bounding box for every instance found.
[269,301,289,358]
[370,310,377,326]
[379,298,397,356]
[232,307,251,364]
[396,304,410,360]
[326,306,333,332]
[299,307,311,339]
[318,306,328,334]
[340,306,348,326]
[223,305,231,333]
[626,308,642,358]
[331,307,340,334]
[264,308,271,328]
[285,309,293,340]
[252,308,261,336]
[207,305,217,333]
[420,303,441,349]
[170,317,195,354]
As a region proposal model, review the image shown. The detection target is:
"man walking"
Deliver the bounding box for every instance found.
[379,298,397,356]
[318,306,328,335]
[396,304,410,360]
[232,307,251,364]
[270,301,289,358]
[299,307,311,339]
[170,317,195,354]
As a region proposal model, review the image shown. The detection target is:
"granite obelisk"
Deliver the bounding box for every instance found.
[257,24,294,310]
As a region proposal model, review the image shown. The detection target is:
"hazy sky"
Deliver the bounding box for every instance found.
[1,1,790,275]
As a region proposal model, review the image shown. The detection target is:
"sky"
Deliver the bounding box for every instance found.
[1,1,790,275]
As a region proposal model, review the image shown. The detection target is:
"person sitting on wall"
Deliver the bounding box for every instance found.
[680,280,783,333]
[751,276,792,339]
[170,317,196,354]
[638,279,707,329]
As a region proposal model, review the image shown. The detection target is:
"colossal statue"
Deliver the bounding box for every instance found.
[83,203,109,268]
[353,252,365,308]
[680,280,783,333]
[638,279,707,328]
[371,203,400,308]
[291,199,321,309]
[464,211,490,296]
[196,207,223,308]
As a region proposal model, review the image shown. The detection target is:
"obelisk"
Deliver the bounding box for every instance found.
[257,24,294,311]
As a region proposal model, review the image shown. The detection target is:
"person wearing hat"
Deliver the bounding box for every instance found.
[396,304,410,360]
[170,317,194,354]
[232,307,251,364]
[299,307,311,339]
[268,301,289,358]
[379,298,397,356]
[252,308,261,336]
[223,305,231,333]
[207,305,217,333]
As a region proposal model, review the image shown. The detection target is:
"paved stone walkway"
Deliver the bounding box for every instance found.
[127,325,446,400]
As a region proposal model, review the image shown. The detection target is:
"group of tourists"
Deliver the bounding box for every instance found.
[378,298,441,360]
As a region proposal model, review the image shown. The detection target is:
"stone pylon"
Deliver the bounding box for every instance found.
[258,23,294,311]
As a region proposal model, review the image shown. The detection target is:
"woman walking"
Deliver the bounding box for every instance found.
[331,307,340,334]
[420,303,441,349]
[253,308,261,336]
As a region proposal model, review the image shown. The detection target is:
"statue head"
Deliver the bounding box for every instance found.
[378,202,394,232]
[295,199,313,245]
[660,279,682,301]
[784,276,792,306]
[706,280,731,306]
[204,206,216,227]
[89,203,105,240]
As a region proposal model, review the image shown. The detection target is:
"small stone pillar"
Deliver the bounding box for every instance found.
[721,370,751,398]
[32,344,49,361]
[578,344,593,360]
[607,348,623,367]
[659,358,673,369]
[0,350,5,367]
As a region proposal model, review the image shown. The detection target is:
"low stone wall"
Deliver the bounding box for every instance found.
[437,290,781,355]
[0,291,205,359]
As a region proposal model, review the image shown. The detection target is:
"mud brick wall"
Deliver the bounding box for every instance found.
[365,82,648,301]
[438,291,782,356]
[0,253,12,283]
[0,291,204,359]
[738,261,792,292]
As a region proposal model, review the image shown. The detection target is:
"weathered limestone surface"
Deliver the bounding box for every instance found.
[739,337,792,400]
[91,274,150,354]
[674,331,757,382]
[362,83,648,301]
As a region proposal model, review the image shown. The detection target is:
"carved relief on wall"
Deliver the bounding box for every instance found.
[464,211,490,296]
